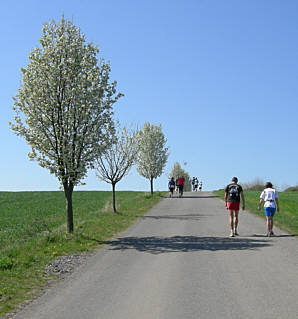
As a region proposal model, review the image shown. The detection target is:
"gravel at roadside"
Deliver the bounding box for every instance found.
[44,252,94,277]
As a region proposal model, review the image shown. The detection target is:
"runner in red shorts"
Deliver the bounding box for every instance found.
[224,177,245,237]
[177,176,185,198]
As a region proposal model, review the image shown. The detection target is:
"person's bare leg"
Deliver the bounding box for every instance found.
[268,216,273,234]
[229,210,234,236]
[234,210,239,234]
[266,216,270,235]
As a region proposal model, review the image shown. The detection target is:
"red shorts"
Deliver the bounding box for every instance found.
[226,201,240,211]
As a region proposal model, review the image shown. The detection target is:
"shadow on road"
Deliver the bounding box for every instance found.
[141,214,206,221]
[107,236,271,254]
[251,234,297,238]
[165,195,218,199]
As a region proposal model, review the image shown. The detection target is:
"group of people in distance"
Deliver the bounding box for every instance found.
[224,177,279,237]
[168,176,203,198]
[191,177,202,192]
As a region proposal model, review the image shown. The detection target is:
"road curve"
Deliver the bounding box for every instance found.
[12,192,298,319]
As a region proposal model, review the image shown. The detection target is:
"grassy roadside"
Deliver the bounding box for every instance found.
[0,191,165,316]
[213,190,298,235]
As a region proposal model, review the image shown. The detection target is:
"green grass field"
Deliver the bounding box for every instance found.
[213,190,298,235]
[0,191,164,316]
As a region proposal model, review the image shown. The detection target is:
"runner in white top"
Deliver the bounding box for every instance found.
[194,178,199,191]
[258,182,280,236]
[198,181,202,191]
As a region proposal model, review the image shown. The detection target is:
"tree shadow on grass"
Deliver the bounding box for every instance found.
[106,236,271,254]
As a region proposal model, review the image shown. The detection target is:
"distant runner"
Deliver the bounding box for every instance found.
[198,181,202,192]
[175,178,179,194]
[168,177,176,198]
[258,182,279,237]
[194,178,199,191]
[177,176,185,198]
[192,177,196,191]
[224,177,245,237]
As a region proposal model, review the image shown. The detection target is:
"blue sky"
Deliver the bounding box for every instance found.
[1,0,298,192]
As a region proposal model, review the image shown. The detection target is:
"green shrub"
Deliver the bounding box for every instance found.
[0,256,15,270]
[245,184,264,191]
[284,185,298,192]
[242,178,264,191]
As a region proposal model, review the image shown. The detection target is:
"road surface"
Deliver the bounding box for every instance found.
[12,192,298,319]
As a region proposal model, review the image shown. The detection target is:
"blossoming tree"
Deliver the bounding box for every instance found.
[136,122,169,194]
[9,16,122,233]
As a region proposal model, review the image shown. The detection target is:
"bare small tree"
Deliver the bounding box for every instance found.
[95,125,139,212]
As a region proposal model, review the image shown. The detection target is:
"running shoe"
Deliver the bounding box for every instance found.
[234,230,239,236]
[230,231,235,237]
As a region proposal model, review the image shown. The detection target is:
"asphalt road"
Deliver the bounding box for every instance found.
[13,192,298,319]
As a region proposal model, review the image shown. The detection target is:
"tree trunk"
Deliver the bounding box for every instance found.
[112,182,117,213]
[150,177,154,195]
[64,182,74,233]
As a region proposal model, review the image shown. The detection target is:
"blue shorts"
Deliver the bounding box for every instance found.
[264,207,276,217]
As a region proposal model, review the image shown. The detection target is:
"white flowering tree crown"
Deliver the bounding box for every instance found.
[10,16,122,188]
[136,122,169,193]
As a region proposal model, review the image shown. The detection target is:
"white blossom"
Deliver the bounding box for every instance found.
[136,122,169,194]
[9,16,122,232]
